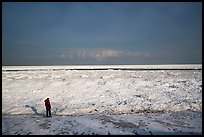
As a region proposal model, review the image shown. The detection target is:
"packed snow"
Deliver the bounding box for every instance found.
[2,65,202,135]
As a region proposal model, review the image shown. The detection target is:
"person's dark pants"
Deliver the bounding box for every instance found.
[46,109,51,117]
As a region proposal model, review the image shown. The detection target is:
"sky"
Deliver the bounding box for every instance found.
[2,2,202,65]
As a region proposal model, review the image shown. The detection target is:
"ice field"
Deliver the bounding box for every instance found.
[2,65,202,135]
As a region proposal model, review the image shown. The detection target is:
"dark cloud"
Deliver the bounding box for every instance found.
[2,2,202,65]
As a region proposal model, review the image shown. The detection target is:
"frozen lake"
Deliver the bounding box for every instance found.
[2,64,202,71]
[2,65,202,135]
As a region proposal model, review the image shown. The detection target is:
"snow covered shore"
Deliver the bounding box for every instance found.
[2,65,202,135]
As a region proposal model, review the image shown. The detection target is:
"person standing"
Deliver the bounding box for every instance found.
[44,98,52,117]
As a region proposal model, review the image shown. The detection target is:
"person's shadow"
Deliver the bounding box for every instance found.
[25,105,40,115]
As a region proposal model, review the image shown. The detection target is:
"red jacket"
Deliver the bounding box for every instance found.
[44,98,51,109]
